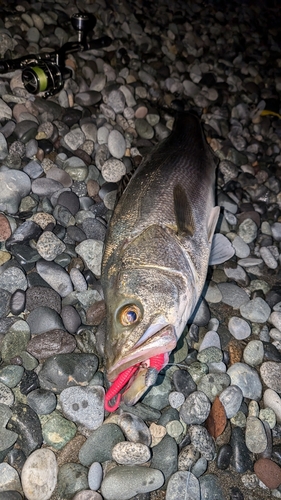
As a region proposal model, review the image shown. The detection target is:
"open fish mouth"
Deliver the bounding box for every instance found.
[104,325,177,410]
[106,324,177,382]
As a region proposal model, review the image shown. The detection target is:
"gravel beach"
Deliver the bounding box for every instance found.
[0,0,281,499]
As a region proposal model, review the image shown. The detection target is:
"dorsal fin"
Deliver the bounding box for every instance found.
[173,184,195,237]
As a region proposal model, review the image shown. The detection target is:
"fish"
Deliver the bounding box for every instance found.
[101,111,233,408]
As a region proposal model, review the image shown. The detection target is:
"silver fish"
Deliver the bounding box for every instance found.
[101,112,222,405]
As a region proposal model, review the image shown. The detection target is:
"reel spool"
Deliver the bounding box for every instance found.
[21,61,72,97]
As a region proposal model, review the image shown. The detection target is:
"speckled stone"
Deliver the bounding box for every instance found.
[260,362,281,393]
[189,425,216,460]
[42,412,76,450]
[227,363,262,400]
[112,441,151,465]
[166,471,200,500]
[180,391,211,425]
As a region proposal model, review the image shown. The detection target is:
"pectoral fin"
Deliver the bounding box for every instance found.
[209,233,235,265]
[207,206,220,243]
[173,184,195,237]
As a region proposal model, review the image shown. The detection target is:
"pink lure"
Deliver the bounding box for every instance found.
[104,353,166,412]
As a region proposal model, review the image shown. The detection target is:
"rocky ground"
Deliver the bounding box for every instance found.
[0,0,281,499]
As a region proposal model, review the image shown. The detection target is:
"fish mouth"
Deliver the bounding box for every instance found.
[106,324,177,406]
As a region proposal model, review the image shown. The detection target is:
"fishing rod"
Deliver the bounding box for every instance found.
[0,12,112,98]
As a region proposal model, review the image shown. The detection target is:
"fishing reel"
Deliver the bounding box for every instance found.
[0,13,112,98]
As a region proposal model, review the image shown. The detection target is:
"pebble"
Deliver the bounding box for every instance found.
[166,471,200,500]
[21,449,57,500]
[60,385,104,430]
[101,465,164,500]
[107,130,126,159]
[243,340,264,366]
[118,412,151,446]
[245,416,267,453]
[199,474,225,500]
[39,353,98,393]
[180,391,211,425]
[260,362,281,393]
[217,283,250,309]
[42,412,76,450]
[219,386,243,419]
[0,463,21,494]
[197,373,230,403]
[27,389,57,415]
[228,317,251,340]
[79,423,125,466]
[254,458,281,489]
[55,463,88,499]
[112,442,151,465]
[36,260,73,297]
[240,297,271,323]
[227,363,262,400]
[189,425,216,460]
[230,426,252,473]
[151,435,178,481]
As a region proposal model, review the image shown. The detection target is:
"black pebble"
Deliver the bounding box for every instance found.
[216,444,233,470]
[10,289,26,315]
[7,448,26,474]
[230,487,244,500]
[37,139,53,154]
[7,403,43,456]
[230,426,253,473]
[173,368,197,398]
[20,370,40,395]
[263,342,281,362]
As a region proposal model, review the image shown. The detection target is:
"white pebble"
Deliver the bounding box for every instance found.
[21,449,57,500]
[228,316,251,340]
[259,246,278,269]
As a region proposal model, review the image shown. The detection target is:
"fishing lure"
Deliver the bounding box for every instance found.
[104,353,166,412]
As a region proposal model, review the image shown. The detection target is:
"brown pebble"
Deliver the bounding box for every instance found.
[254,458,281,489]
[86,300,106,326]
[87,179,100,198]
[27,329,76,359]
[228,338,243,365]
[205,396,227,439]
[0,213,12,241]
[57,434,86,466]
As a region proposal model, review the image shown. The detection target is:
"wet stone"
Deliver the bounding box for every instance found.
[196,373,230,403]
[26,306,64,334]
[39,353,98,393]
[10,289,26,315]
[245,416,267,453]
[180,391,211,425]
[227,363,262,400]
[60,385,104,430]
[240,297,271,323]
[21,448,57,500]
[217,444,233,470]
[101,465,164,500]
[228,317,251,340]
[260,362,281,392]
[79,423,125,465]
[189,425,215,460]
[61,305,81,333]
[0,404,18,452]
[0,266,27,294]
[230,426,253,473]
[150,435,178,482]
[27,389,57,415]
[88,462,103,491]
[36,260,73,297]
[0,365,24,388]
[254,458,281,489]
[42,412,76,450]
[27,329,76,359]
[7,403,43,456]
[118,412,151,446]
[25,286,61,314]
[0,463,21,495]
[55,463,88,499]
[112,442,151,465]
[199,474,224,500]
[219,385,243,419]
[36,231,66,261]
[20,370,40,396]
[243,340,264,366]
[166,471,200,500]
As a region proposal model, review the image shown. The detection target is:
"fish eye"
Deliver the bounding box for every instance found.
[119,304,141,326]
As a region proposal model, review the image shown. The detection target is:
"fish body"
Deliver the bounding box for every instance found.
[102,112,220,405]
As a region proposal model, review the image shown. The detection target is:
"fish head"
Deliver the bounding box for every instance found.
[104,264,197,404]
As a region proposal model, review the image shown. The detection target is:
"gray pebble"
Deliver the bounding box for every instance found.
[197,373,230,403]
[166,471,200,500]
[107,129,126,159]
[79,423,125,465]
[31,178,63,197]
[118,412,151,446]
[0,404,18,452]
[0,169,31,214]
[243,340,264,366]
[101,465,164,500]
[228,316,251,340]
[27,389,57,415]
[219,385,243,418]
[56,463,88,499]
[232,235,250,258]
[259,246,278,269]
[26,306,64,334]
[0,382,15,407]
[227,362,262,400]
[135,118,154,139]
[0,464,21,495]
[36,260,73,297]
[61,305,81,333]
[180,391,211,425]
[189,425,215,460]
[0,365,24,388]
[76,240,104,277]
[245,416,267,453]
[199,474,225,500]
[271,222,281,242]
[240,297,271,323]
[60,385,104,430]
[107,90,126,114]
[36,231,66,261]
[101,158,126,182]
[217,283,250,309]
[260,362,281,392]
[88,462,103,491]
[151,434,178,482]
